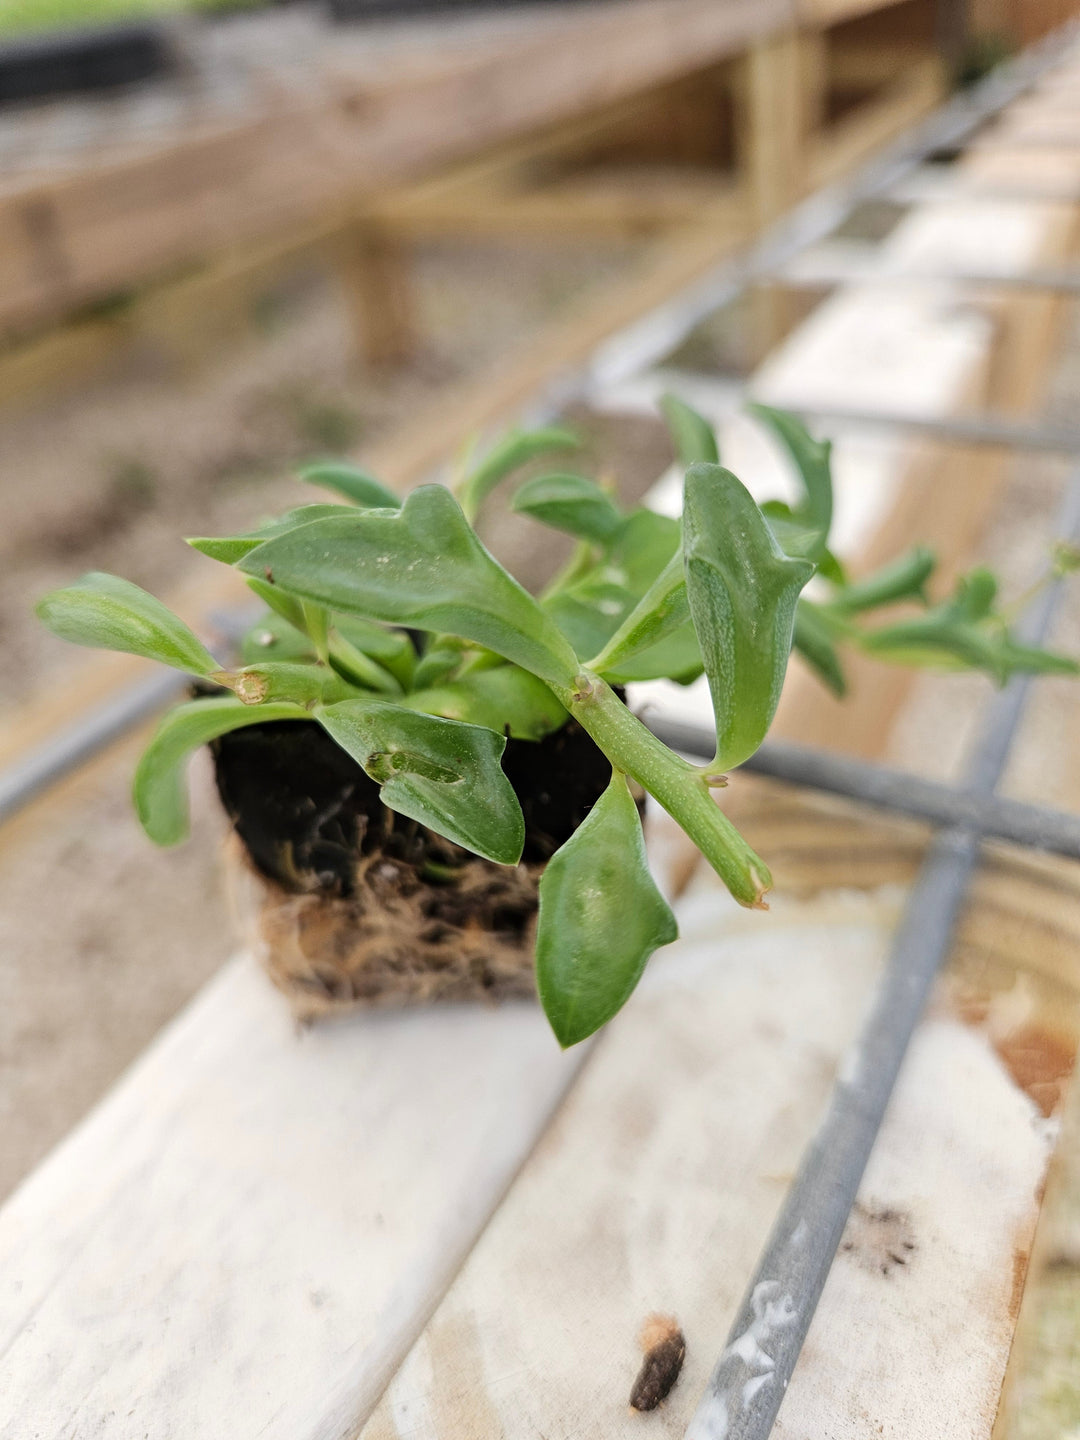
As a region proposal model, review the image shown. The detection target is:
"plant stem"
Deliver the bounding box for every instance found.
[538,541,597,604]
[550,671,771,908]
[301,601,330,664]
[328,634,402,694]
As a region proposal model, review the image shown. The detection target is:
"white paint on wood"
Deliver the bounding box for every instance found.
[0,956,586,1440]
[359,876,1054,1440]
[751,285,991,419]
[359,884,901,1440]
[774,1018,1054,1437]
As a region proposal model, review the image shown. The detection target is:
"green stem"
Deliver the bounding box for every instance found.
[549,670,771,908]
[301,601,330,665]
[328,634,403,694]
[538,541,598,604]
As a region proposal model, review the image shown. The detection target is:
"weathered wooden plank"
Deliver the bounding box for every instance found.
[0,956,586,1440]
[0,0,792,333]
[358,872,1063,1438]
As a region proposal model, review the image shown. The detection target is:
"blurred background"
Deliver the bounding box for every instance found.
[2,0,1080,1432]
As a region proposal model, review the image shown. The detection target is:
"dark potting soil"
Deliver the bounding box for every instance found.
[211,706,621,1017]
[211,708,614,895]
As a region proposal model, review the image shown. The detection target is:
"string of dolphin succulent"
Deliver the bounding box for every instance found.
[38,399,1079,1045]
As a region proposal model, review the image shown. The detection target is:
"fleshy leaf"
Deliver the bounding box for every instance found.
[188,505,351,564]
[134,696,309,845]
[660,393,719,465]
[238,485,579,686]
[37,572,219,676]
[318,699,525,864]
[240,610,317,666]
[600,621,703,685]
[827,546,935,613]
[536,771,678,1047]
[683,464,815,769]
[246,576,306,632]
[749,404,832,558]
[412,643,467,690]
[458,426,579,521]
[297,463,401,509]
[793,600,846,697]
[512,473,623,544]
[403,664,568,740]
[945,567,997,622]
[606,509,681,591]
[588,550,690,675]
[860,617,1079,684]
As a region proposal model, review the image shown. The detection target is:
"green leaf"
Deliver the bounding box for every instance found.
[240,610,317,666]
[606,509,681,591]
[543,591,626,662]
[458,426,580,521]
[536,771,677,1047]
[793,600,846,697]
[945,567,997,623]
[327,635,404,694]
[512,473,623,543]
[297,463,401,509]
[318,699,524,865]
[37,572,219,676]
[816,547,848,586]
[660,393,719,465]
[245,587,409,692]
[188,505,351,564]
[333,613,417,669]
[860,617,1079,684]
[749,403,833,557]
[600,622,703,685]
[412,642,467,690]
[683,464,815,769]
[588,550,690,675]
[760,500,833,562]
[246,576,307,632]
[827,546,935,613]
[238,485,579,686]
[134,696,309,845]
[403,664,568,740]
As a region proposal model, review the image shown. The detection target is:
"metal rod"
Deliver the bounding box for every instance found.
[0,669,187,827]
[785,405,1080,455]
[586,29,1072,393]
[685,465,1080,1440]
[645,721,1080,861]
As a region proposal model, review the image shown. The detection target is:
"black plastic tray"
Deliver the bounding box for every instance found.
[0,22,174,105]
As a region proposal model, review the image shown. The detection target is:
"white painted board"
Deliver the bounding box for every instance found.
[0,956,586,1440]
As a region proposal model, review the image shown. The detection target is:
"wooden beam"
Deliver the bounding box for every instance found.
[331,221,417,368]
[0,0,790,336]
[809,53,946,191]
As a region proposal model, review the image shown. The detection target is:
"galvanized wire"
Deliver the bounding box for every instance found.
[646,722,1080,861]
[684,467,1080,1440]
[0,669,187,827]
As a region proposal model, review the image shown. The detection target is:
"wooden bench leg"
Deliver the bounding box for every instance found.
[737,30,813,364]
[332,221,417,368]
